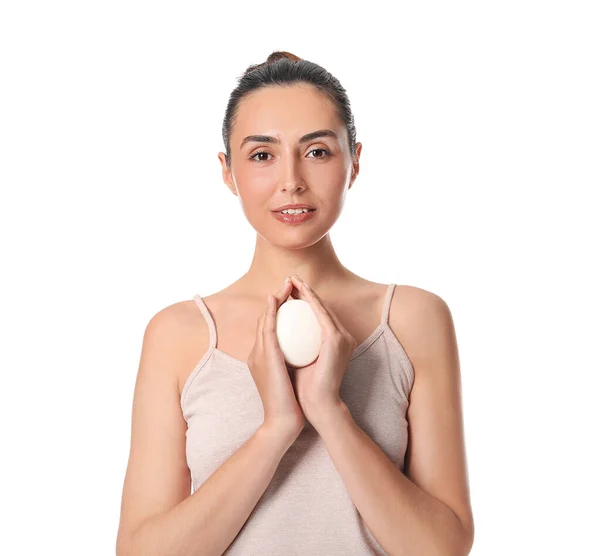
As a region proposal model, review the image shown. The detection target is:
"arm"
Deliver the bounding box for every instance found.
[121,426,294,556]
[310,290,474,556]
[115,304,297,556]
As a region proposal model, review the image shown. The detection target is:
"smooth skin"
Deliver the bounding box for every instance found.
[116,82,474,554]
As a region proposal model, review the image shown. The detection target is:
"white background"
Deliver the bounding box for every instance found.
[1,1,598,554]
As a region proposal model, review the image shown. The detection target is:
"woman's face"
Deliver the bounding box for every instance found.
[218,83,361,246]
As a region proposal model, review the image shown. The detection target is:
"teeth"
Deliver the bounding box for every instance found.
[281,208,311,214]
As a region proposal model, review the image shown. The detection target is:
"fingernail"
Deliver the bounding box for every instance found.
[303,281,311,291]
[284,276,291,285]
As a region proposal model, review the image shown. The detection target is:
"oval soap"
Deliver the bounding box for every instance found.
[276,299,321,368]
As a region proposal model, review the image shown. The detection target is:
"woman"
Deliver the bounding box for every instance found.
[116,51,474,556]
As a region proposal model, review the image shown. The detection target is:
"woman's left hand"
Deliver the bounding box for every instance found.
[287,274,357,425]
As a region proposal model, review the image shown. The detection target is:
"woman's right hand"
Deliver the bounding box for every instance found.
[247,276,305,442]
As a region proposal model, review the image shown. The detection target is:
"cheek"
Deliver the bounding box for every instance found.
[235,170,275,201]
[312,167,349,198]
[236,189,274,226]
[307,157,347,182]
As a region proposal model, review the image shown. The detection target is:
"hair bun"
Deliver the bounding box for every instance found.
[242,51,302,77]
[266,51,303,63]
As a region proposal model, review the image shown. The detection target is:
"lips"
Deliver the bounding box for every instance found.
[272,204,316,212]
[272,208,317,225]
[275,208,316,213]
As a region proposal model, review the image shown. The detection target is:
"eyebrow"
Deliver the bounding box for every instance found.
[240,129,339,148]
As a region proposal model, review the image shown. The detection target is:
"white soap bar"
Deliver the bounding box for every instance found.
[276,299,322,368]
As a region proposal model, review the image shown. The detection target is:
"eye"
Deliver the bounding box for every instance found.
[307,148,331,159]
[249,148,331,162]
[249,151,273,162]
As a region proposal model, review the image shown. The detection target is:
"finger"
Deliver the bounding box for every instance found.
[263,293,276,335]
[288,274,309,303]
[264,277,293,338]
[289,275,355,342]
[263,294,288,362]
[288,274,337,335]
[287,284,301,300]
[254,310,265,354]
[289,274,329,316]
[288,274,315,306]
[273,277,294,306]
[312,290,350,338]
[262,278,292,319]
[308,289,350,338]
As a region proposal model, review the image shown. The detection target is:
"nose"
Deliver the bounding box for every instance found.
[279,152,305,192]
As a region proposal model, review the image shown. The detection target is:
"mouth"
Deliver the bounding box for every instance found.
[272,208,317,225]
[272,207,317,212]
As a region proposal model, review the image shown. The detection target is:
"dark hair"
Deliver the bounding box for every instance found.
[222,51,357,168]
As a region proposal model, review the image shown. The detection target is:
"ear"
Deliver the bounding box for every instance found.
[348,142,362,190]
[218,152,238,196]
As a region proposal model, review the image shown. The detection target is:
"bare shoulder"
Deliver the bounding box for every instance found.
[146,299,198,337]
[146,299,206,354]
[146,298,213,398]
[391,283,449,311]
[388,285,454,360]
[387,284,459,389]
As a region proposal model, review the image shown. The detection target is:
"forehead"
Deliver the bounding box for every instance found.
[232,84,343,142]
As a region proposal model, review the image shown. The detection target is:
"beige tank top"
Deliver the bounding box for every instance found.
[180,283,415,555]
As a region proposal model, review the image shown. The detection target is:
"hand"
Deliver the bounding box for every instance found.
[287,274,356,424]
[247,277,305,441]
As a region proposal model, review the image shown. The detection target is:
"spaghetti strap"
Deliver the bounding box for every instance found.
[380,283,396,325]
[193,294,217,350]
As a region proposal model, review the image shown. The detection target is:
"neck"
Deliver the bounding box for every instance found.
[238,232,354,299]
